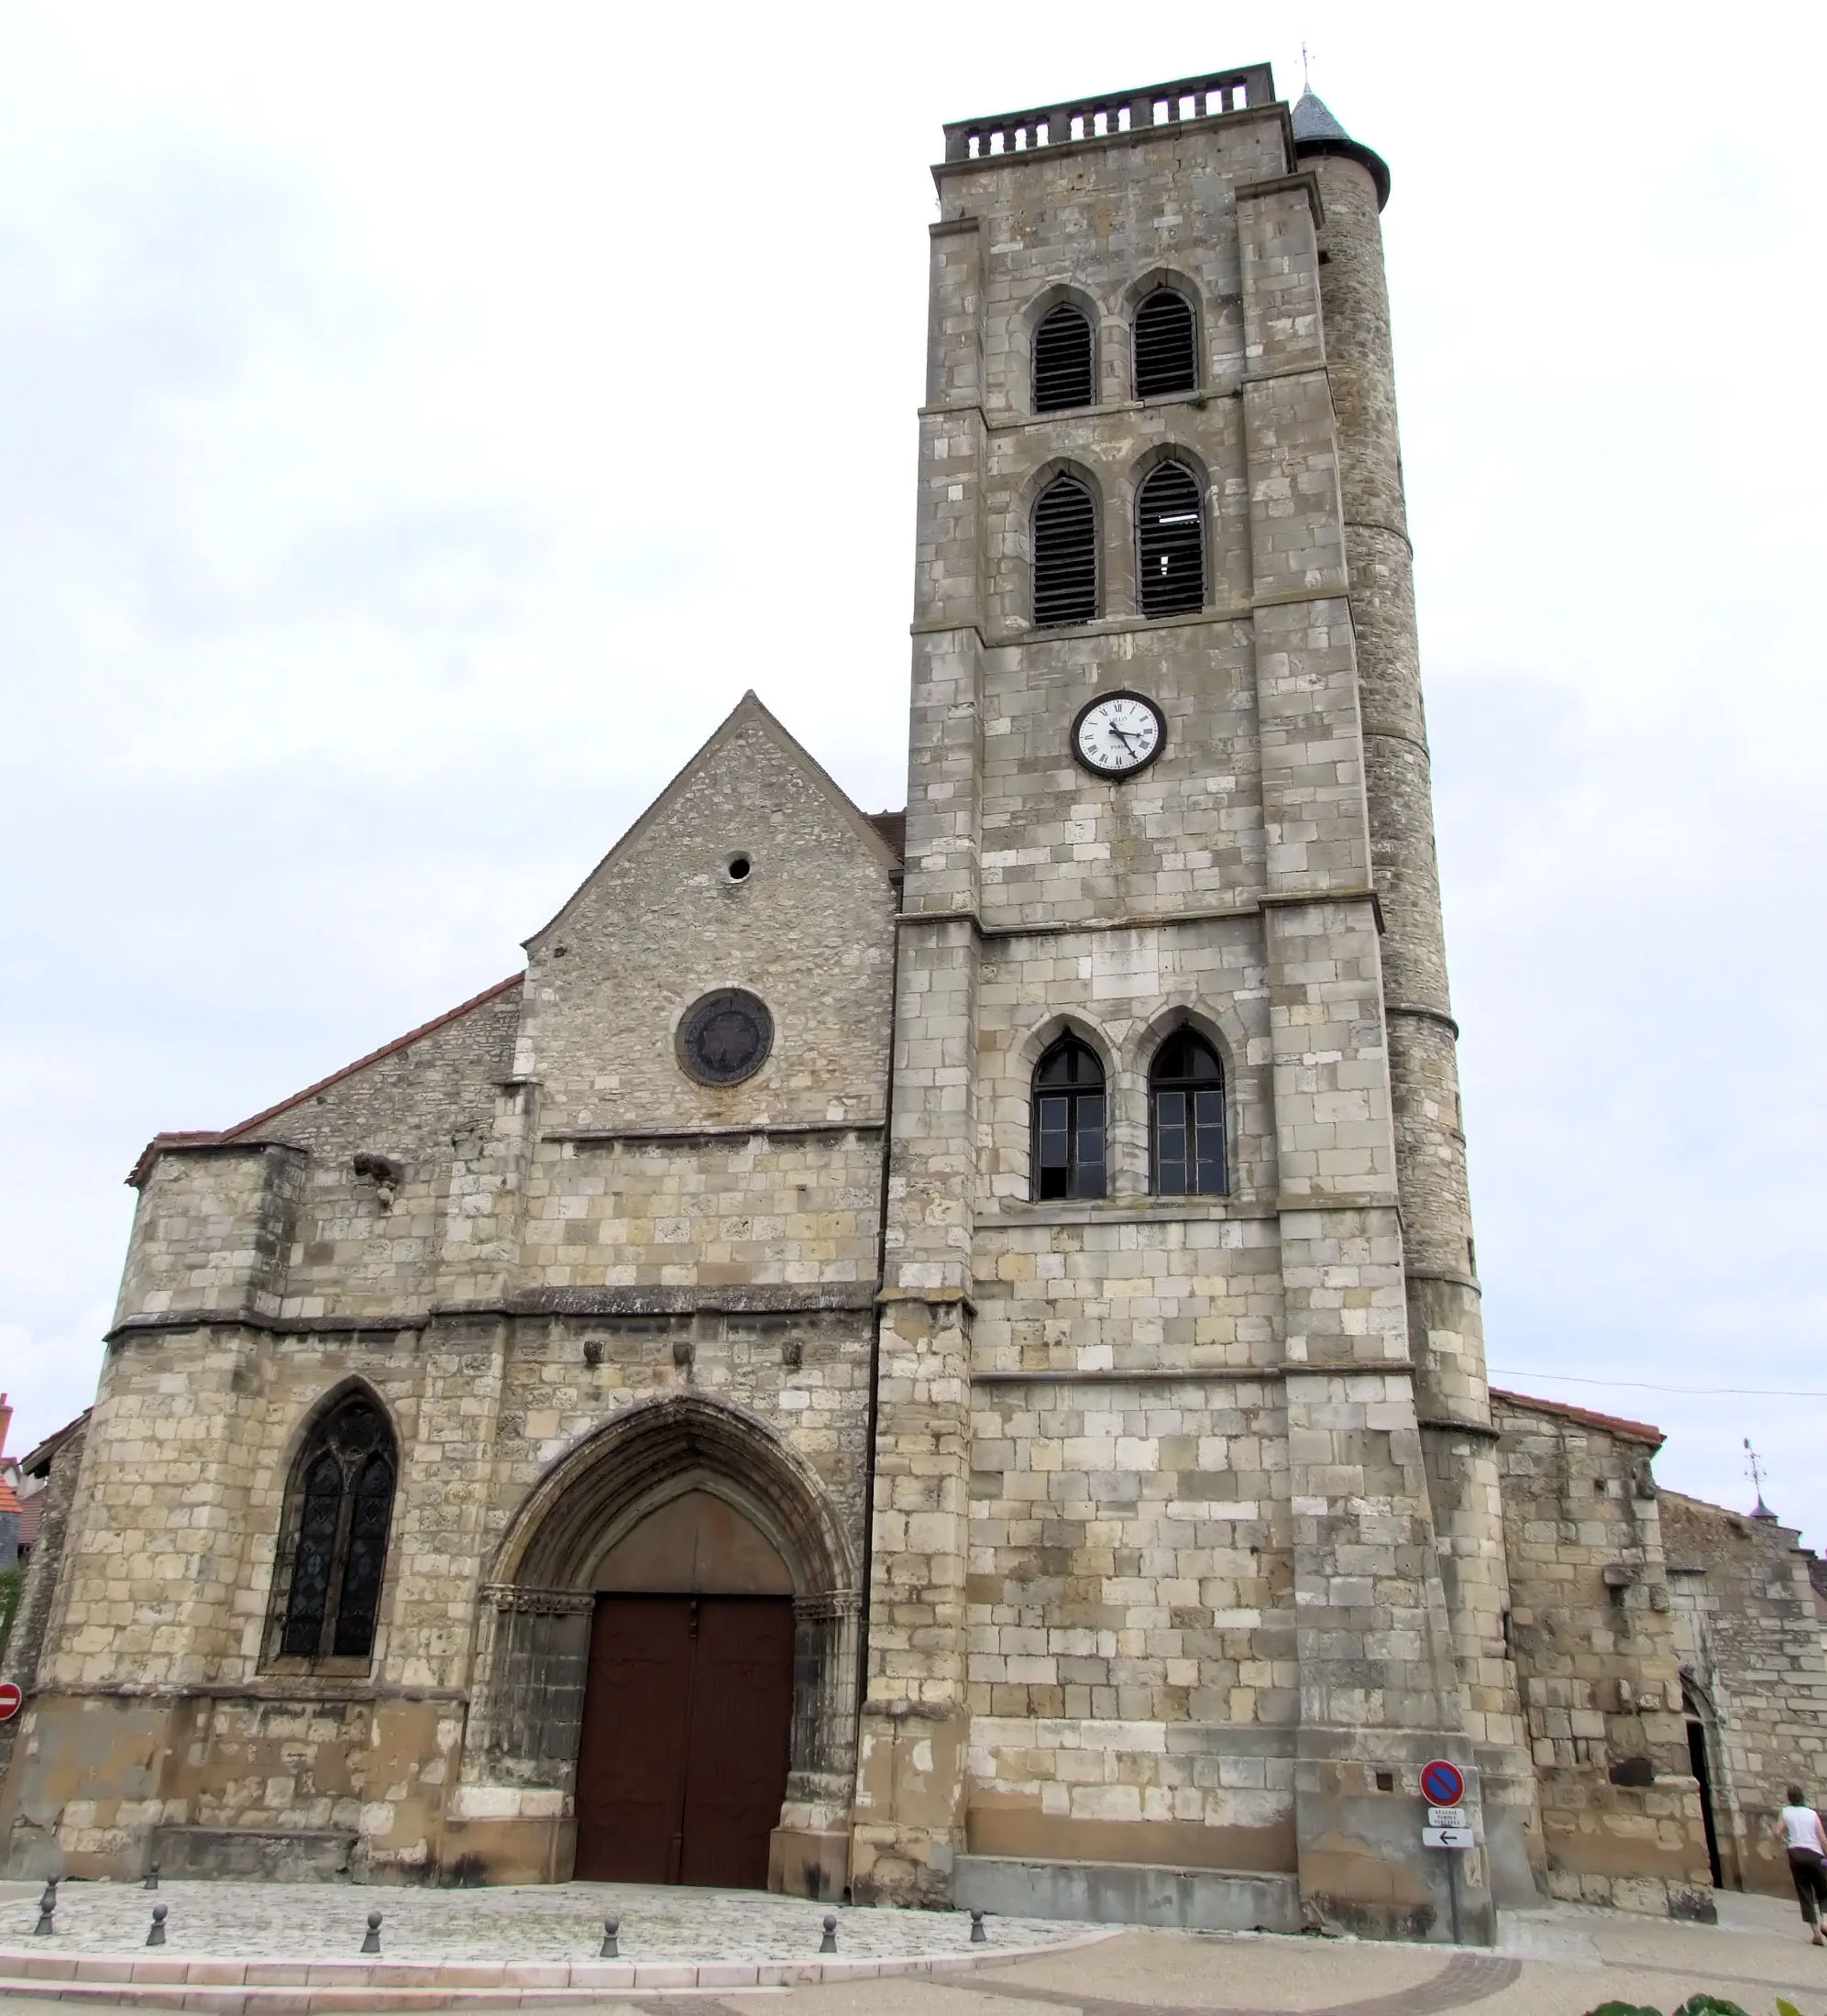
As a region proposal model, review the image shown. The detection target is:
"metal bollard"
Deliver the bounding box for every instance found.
[147,1905,168,1948]
[360,1910,382,1956]
[820,1912,837,1955]
[144,1862,160,1892]
[599,1915,620,1959]
[32,1880,57,1937]
[970,1909,986,1944]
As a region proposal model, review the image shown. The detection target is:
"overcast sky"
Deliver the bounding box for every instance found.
[3,2,1823,1548]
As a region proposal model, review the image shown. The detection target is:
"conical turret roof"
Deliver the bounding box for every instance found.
[1291,86,1391,211]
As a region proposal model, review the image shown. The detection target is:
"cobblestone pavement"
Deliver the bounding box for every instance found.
[0,1878,1079,1966]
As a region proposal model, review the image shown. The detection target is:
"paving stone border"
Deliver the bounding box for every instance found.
[0,1878,1117,2010]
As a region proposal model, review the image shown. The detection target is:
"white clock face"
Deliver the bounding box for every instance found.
[1073,692,1165,777]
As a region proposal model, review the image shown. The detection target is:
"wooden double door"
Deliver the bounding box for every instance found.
[572,1594,795,1889]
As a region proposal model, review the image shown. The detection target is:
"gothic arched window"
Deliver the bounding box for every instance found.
[1133,287,1198,397]
[1033,303,1094,413]
[272,1390,397,1663]
[1032,1037,1106,1200]
[1137,461,1205,618]
[1032,474,1098,626]
[1150,1029,1227,1195]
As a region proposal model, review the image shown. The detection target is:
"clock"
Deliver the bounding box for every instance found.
[1072,690,1165,778]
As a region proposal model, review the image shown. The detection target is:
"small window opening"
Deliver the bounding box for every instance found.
[1137,462,1205,619]
[1033,303,1094,413]
[1032,1036,1106,1199]
[1375,1769,1395,1792]
[1134,287,1197,397]
[727,854,752,883]
[1150,1028,1227,1195]
[1032,474,1098,626]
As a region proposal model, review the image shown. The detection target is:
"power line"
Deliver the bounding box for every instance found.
[1492,1369,1827,1400]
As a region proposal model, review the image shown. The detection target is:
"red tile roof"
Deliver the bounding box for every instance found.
[1491,1387,1665,1449]
[127,975,523,1186]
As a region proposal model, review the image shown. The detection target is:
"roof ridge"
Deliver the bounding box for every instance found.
[127,973,523,1186]
[1491,1386,1665,1448]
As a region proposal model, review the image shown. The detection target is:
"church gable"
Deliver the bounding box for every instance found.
[518,693,900,1134]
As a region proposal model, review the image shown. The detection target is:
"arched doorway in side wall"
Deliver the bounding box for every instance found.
[573,1491,795,1887]
[1683,1676,1725,1889]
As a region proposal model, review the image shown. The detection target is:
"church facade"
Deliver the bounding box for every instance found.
[5,63,1824,1942]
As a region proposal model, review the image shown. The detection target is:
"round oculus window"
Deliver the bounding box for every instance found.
[677,988,774,1086]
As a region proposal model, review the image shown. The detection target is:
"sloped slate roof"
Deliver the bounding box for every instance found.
[1290,86,1392,210]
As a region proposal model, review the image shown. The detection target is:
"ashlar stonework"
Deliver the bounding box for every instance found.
[5,64,1823,1942]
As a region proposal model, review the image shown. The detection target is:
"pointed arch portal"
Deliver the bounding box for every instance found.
[468,1395,859,1893]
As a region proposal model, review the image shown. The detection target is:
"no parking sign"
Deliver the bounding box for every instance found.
[1420,1757,1464,1807]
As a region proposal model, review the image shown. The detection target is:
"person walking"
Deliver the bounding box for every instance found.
[1774,1785,1827,1944]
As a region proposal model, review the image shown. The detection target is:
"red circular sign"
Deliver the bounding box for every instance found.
[0,1682,22,1723]
[1420,1758,1464,1806]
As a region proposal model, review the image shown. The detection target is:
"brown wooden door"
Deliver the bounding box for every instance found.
[572,1594,794,1889]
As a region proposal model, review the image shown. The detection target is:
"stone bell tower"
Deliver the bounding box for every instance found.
[850,65,1533,1938]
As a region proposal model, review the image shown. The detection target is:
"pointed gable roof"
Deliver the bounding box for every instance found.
[523,689,902,953]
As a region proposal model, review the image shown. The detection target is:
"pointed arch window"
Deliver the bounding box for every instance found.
[1032,1037,1106,1199]
[1032,474,1098,626]
[1033,303,1095,413]
[1137,461,1205,618]
[272,1390,397,1664]
[1150,1029,1227,1195]
[1134,287,1197,397]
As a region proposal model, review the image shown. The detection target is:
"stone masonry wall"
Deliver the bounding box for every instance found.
[1493,1394,1712,1919]
[1662,1491,1827,1898]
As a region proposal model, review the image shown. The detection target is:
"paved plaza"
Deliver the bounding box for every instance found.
[1,1880,1825,2012]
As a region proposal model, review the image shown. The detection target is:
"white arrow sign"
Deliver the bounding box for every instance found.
[1423,1825,1473,1850]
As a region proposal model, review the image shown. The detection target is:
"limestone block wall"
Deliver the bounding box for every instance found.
[517,1132,885,1292]
[116,1144,305,1327]
[1493,1394,1712,1919]
[1662,1491,1827,1898]
[963,1376,1295,1871]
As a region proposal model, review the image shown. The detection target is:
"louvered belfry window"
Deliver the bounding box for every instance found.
[1134,287,1197,397]
[1033,302,1095,412]
[1137,462,1205,618]
[1032,474,1098,625]
[274,1390,397,1664]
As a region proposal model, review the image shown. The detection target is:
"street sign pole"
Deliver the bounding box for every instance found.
[1419,1758,1469,1944]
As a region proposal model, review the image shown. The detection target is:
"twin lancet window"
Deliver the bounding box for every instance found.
[1031,1030,1227,1201]
[1029,286,1198,413]
[1028,289,1205,628]
[270,1388,397,1665]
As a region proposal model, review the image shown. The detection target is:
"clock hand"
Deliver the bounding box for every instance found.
[1106,721,1137,751]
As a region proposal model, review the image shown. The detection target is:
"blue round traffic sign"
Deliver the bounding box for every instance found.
[1421,1758,1464,1806]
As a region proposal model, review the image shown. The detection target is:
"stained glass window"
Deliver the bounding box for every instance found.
[273,1394,396,1664]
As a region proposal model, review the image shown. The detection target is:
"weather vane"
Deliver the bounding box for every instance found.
[1301,39,1312,92]
[1744,1438,1773,1517]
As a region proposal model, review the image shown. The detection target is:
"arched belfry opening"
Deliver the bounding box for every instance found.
[466,1395,859,1895]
